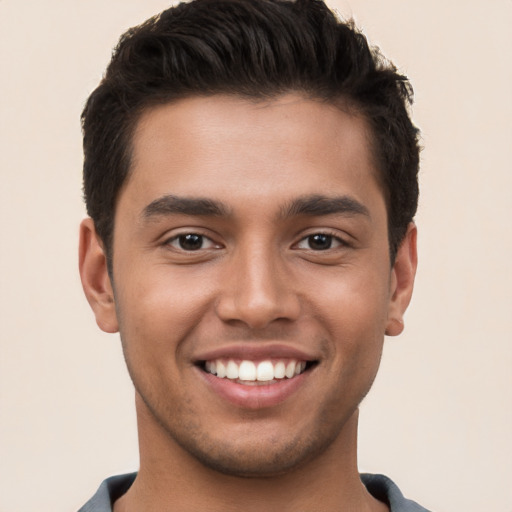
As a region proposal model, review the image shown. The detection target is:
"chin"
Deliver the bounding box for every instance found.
[166,416,345,479]
[181,439,323,478]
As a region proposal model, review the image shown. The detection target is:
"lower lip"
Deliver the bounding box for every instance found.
[197,368,310,409]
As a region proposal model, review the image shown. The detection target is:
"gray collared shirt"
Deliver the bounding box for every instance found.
[78,472,432,511]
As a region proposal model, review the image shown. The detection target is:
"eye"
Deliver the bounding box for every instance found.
[166,233,218,251]
[296,233,344,251]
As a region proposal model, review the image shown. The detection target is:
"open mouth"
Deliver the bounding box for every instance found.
[197,358,317,385]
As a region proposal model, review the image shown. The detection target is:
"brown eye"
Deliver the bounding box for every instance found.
[295,233,346,251]
[167,233,218,251]
[178,234,204,250]
[307,234,332,250]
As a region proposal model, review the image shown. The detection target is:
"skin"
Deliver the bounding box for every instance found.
[79,94,417,512]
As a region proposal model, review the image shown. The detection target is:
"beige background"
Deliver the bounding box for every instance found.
[1,1,511,511]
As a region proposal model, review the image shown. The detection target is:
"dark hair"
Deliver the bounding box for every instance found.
[82,0,420,267]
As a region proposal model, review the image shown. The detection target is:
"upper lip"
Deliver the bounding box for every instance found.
[193,343,319,363]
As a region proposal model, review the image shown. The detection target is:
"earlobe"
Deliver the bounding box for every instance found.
[385,223,418,337]
[78,218,119,333]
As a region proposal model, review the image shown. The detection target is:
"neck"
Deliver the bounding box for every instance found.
[114,394,387,512]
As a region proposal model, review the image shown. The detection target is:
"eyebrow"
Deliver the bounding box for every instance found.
[280,194,370,219]
[142,194,229,220]
[141,193,370,222]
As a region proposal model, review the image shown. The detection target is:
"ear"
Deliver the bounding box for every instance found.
[78,218,119,333]
[385,222,418,336]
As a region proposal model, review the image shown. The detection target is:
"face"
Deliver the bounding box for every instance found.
[80,93,416,477]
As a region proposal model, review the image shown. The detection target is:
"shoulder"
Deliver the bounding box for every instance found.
[77,473,136,512]
[361,473,433,512]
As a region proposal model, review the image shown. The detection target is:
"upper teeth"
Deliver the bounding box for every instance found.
[204,359,307,382]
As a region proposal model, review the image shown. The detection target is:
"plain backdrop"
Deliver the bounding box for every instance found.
[1,1,511,511]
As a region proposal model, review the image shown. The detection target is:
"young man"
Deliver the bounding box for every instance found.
[78,0,427,510]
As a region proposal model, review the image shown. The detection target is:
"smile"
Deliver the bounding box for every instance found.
[202,359,310,385]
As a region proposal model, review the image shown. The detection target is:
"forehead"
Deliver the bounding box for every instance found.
[123,93,384,217]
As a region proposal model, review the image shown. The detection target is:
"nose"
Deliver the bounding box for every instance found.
[215,243,300,329]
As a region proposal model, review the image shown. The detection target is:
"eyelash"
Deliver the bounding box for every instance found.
[295,232,349,251]
[165,233,219,251]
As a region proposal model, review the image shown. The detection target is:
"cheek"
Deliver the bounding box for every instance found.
[113,268,213,362]
[310,266,389,385]
[312,265,390,338]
